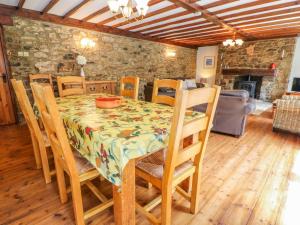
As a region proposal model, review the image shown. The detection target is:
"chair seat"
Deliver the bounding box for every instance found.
[136,149,193,179]
[41,130,51,147]
[73,150,95,174]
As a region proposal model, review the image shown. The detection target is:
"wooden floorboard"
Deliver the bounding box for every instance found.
[0,110,299,225]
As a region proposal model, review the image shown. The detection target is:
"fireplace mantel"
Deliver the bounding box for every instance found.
[222,68,276,77]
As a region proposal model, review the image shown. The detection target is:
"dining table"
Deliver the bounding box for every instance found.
[46,93,204,224]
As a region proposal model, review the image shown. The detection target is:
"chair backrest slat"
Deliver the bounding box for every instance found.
[163,85,221,185]
[181,116,208,139]
[57,76,86,97]
[175,142,202,167]
[186,88,217,108]
[11,79,44,142]
[31,83,78,176]
[29,74,53,89]
[120,76,140,100]
[152,79,182,106]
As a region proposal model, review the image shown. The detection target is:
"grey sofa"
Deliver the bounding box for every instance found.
[195,90,255,137]
[144,77,204,101]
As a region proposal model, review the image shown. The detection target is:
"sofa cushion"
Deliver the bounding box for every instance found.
[185,79,197,88]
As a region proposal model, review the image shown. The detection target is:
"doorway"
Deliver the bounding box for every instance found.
[0,25,15,125]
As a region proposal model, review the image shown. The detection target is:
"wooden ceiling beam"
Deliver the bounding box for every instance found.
[147,20,213,36]
[151,25,220,38]
[173,33,242,41]
[166,31,232,41]
[124,11,190,31]
[226,6,300,24]
[0,4,197,49]
[158,28,227,39]
[213,0,279,15]
[167,0,252,38]
[42,0,60,14]
[82,6,109,22]
[244,23,300,32]
[17,0,26,9]
[221,1,300,20]
[135,15,204,33]
[231,12,300,27]
[202,0,239,9]
[247,30,300,38]
[173,32,237,39]
[113,4,178,28]
[97,0,162,25]
[245,26,300,34]
[234,17,300,29]
[124,0,232,31]
[132,0,282,34]
[63,0,90,18]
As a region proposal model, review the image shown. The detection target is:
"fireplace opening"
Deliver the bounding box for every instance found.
[234,75,263,99]
[292,77,300,92]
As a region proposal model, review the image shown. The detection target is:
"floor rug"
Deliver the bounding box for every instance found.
[251,99,272,115]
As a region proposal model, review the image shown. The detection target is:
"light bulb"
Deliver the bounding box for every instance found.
[137,5,149,16]
[235,39,244,46]
[80,38,89,48]
[121,6,132,18]
[223,41,229,46]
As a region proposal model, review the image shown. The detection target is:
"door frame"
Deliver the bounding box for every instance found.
[0,24,17,124]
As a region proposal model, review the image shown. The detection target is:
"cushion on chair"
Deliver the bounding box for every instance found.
[73,150,94,174]
[136,149,193,179]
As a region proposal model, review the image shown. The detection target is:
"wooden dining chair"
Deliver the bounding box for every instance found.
[29,74,53,89]
[31,83,113,225]
[152,79,183,106]
[57,76,86,97]
[136,85,221,225]
[120,76,140,100]
[11,79,55,184]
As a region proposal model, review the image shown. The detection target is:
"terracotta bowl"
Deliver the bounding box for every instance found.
[95,97,122,109]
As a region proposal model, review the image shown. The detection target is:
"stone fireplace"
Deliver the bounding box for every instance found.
[220,68,276,100]
[216,38,296,102]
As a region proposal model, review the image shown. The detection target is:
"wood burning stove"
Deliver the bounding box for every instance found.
[236,80,257,98]
[234,75,262,99]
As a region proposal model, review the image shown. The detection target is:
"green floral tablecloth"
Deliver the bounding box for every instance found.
[50,94,204,186]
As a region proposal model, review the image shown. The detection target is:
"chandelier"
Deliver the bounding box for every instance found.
[107,0,150,19]
[223,33,244,47]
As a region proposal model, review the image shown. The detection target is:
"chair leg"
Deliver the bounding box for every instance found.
[54,158,68,204]
[190,170,202,214]
[39,145,52,184]
[161,185,173,225]
[30,133,42,169]
[71,178,85,225]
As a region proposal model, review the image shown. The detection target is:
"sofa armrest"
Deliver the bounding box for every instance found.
[244,102,255,114]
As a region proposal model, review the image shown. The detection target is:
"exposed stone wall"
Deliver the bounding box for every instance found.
[216,38,296,101]
[4,17,196,120]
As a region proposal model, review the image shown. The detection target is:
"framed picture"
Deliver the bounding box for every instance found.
[204,56,215,68]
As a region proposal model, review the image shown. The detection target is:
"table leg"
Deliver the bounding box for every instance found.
[113,159,136,225]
